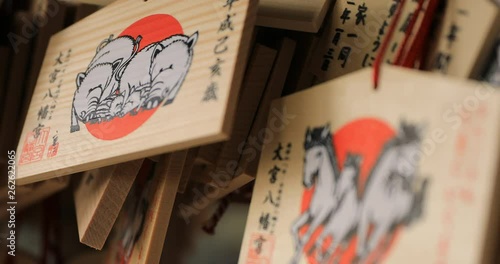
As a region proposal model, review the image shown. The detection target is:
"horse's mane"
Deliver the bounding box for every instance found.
[344,153,361,184]
[394,121,422,146]
[304,125,341,179]
[360,121,423,198]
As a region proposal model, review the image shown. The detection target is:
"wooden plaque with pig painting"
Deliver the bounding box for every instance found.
[239,66,500,264]
[15,0,257,185]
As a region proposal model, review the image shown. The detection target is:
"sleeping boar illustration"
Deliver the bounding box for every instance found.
[71,35,141,132]
[70,31,198,133]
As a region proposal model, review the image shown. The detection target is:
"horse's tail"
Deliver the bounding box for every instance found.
[406,177,430,225]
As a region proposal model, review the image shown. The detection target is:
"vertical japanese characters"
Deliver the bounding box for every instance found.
[321,0,368,71]
[314,0,420,80]
[435,104,488,263]
[203,0,239,102]
[19,49,70,164]
[432,9,466,73]
[246,142,292,263]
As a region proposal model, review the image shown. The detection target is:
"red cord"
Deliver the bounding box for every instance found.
[395,0,426,66]
[373,0,407,89]
[404,0,440,68]
[374,0,441,88]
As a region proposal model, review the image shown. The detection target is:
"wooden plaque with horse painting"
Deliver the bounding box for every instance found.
[239,66,500,264]
[15,0,257,185]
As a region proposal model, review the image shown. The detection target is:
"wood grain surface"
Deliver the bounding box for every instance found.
[211,43,277,181]
[239,66,500,264]
[256,0,332,32]
[74,159,143,249]
[108,155,182,264]
[426,0,500,78]
[16,0,257,185]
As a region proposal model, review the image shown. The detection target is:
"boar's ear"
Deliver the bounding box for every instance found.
[187,31,199,49]
[112,58,122,71]
[76,72,86,87]
[115,58,127,81]
[96,34,114,54]
[149,44,164,75]
[152,44,164,61]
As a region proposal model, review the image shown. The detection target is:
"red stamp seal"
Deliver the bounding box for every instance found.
[19,127,50,165]
[47,142,59,158]
[246,233,274,264]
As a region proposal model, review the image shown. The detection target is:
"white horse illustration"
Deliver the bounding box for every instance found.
[314,153,363,263]
[290,124,341,264]
[355,122,429,263]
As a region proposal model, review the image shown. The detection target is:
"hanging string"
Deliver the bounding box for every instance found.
[403,0,440,68]
[202,195,231,235]
[395,0,426,66]
[374,0,440,89]
[373,0,408,89]
[202,191,237,235]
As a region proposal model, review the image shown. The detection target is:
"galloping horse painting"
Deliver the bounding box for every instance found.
[290,120,430,264]
[291,125,341,264]
[315,153,363,263]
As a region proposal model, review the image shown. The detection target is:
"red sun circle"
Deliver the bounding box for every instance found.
[299,118,400,264]
[85,14,184,140]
